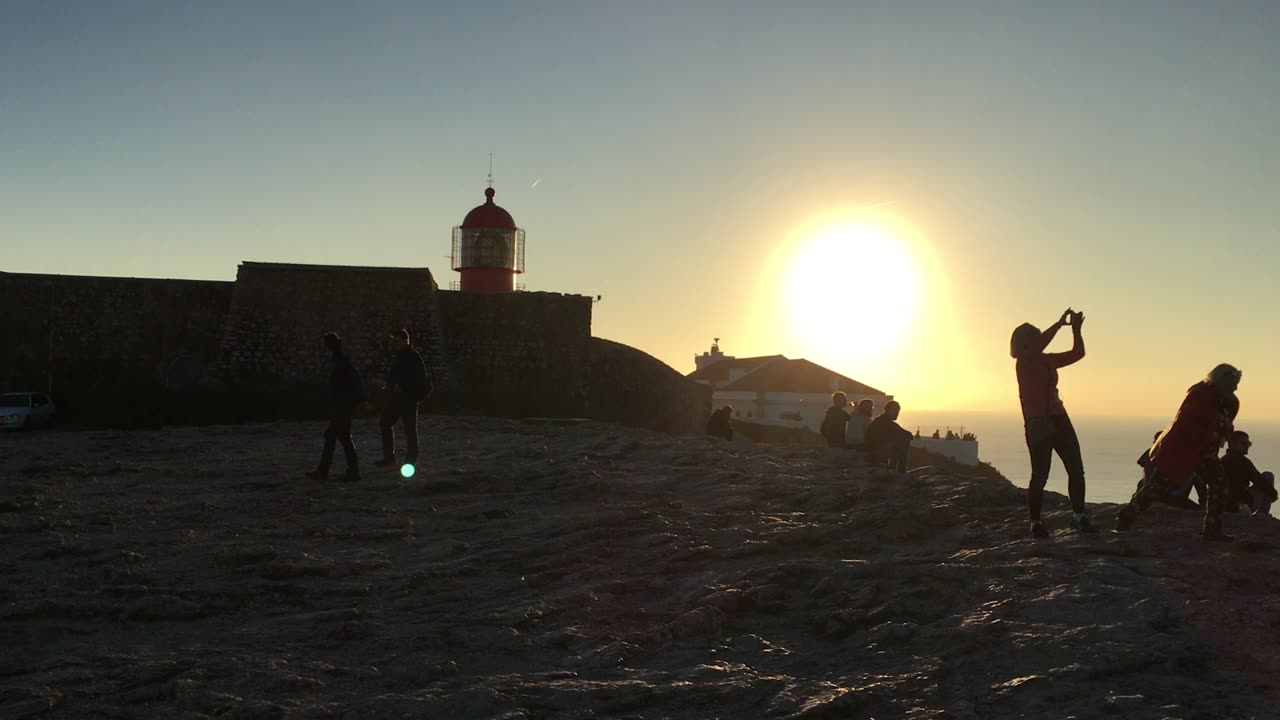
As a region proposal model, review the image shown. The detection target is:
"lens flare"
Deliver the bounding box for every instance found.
[400,463,416,478]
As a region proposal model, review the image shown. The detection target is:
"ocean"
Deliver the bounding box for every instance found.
[898,411,1280,505]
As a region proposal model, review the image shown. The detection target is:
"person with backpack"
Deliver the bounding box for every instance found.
[375,328,429,468]
[820,392,851,448]
[308,332,363,482]
[1010,308,1097,538]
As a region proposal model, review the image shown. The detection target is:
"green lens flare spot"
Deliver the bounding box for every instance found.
[400,463,416,478]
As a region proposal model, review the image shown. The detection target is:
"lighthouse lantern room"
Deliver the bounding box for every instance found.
[451,186,526,292]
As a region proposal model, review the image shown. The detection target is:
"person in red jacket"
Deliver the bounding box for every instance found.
[1010,308,1095,538]
[1115,364,1242,541]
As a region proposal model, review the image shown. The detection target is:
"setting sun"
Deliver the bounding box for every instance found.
[785,220,921,364]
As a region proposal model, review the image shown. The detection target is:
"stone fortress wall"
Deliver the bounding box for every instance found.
[0,264,708,433]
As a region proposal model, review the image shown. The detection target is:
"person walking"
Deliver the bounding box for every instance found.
[307,332,363,481]
[375,328,429,469]
[1011,308,1096,538]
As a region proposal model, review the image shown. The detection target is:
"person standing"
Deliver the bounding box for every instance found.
[1115,364,1242,541]
[375,328,429,468]
[308,332,363,482]
[1011,308,1096,538]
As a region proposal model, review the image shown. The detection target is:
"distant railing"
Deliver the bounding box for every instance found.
[448,281,526,292]
[915,427,978,442]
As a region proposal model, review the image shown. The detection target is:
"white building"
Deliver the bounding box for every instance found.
[688,343,892,432]
[689,341,979,465]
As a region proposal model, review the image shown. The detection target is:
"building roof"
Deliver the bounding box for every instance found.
[239,262,431,273]
[719,357,886,396]
[461,187,517,230]
[687,354,785,384]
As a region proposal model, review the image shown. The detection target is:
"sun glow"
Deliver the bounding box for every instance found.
[784,220,922,364]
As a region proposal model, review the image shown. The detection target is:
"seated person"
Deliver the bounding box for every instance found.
[865,400,913,473]
[820,392,850,448]
[1221,430,1277,517]
[706,405,734,441]
[844,399,874,451]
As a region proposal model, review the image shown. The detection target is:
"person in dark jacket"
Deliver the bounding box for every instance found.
[1011,308,1096,538]
[820,392,850,448]
[865,400,913,473]
[706,405,734,440]
[376,328,429,468]
[1116,364,1242,541]
[1221,430,1277,517]
[308,332,362,481]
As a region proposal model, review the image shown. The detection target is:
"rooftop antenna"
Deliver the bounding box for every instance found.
[487,153,494,189]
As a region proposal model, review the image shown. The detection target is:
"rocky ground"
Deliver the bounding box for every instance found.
[2,417,1278,719]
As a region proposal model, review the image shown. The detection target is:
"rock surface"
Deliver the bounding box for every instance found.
[2,417,1278,719]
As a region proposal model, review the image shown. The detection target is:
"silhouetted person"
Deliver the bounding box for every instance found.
[866,400,912,473]
[1136,431,1161,470]
[1011,308,1096,538]
[1116,364,1242,542]
[706,405,734,440]
[1136,430,1200,511]
[1221,430,1276,517]
[820,392,850,448]
[308,332,362,482]
[845,399,874,450]
[375,328,429,468]
[931,429,941,439]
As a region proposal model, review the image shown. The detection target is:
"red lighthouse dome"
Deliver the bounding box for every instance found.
[451,186,526,292]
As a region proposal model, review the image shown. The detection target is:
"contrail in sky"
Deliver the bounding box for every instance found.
[530,177,542,189]
[858,201,892,210]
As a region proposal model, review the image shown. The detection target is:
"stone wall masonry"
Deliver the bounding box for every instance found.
[214,262,440,395]
[0,271,233,411]
[587,338,712,435]
[433,290,593,417]
[2,264,701,434]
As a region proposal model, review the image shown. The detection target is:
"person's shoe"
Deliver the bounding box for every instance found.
[340,468,362,482]
[1030,522,1049,539]
[1070,514,1099,534]
[306,468,327,481]
[373,457,397,469]
[1114,506,1136,532]
[1202,527,1236,543]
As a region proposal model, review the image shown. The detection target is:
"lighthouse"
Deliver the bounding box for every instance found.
[451,185,526,292]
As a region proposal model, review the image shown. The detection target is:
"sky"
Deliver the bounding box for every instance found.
[3,1,1279,419]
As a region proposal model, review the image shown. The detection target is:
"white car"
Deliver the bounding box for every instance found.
[0,392,57,430]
